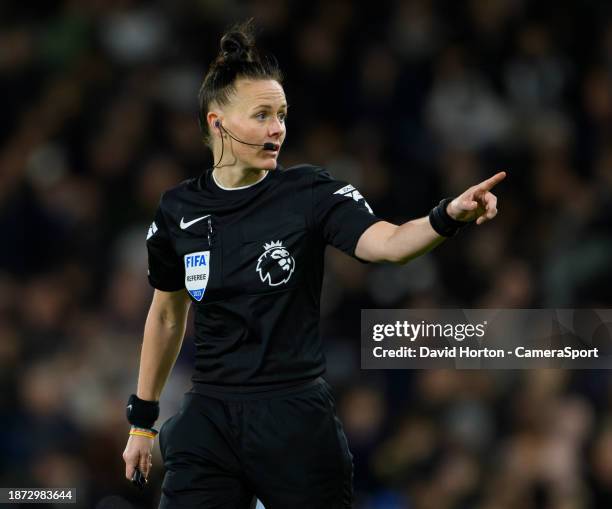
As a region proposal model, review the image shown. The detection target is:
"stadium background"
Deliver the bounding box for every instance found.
[1,0,612,507]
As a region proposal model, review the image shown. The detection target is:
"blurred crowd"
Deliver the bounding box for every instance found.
[1,0,612,507]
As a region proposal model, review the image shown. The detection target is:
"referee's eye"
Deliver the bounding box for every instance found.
[255,111,287,123]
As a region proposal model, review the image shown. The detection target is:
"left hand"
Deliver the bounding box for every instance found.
[123,434,155,483]
[447,171,507,225]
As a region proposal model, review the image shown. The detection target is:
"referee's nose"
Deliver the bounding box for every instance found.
[267,117,285,143]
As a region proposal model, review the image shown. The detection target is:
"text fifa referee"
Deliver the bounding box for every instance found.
[122,19,505,509]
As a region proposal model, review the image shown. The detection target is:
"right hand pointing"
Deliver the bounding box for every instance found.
[123,434,155,482]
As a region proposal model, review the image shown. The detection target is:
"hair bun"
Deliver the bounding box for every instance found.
[219,28,254,64]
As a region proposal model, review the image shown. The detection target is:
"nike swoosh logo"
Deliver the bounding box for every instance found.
[180,215,210,230]
[127,404,133,412]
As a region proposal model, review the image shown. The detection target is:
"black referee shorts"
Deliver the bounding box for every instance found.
[158,377,353,509]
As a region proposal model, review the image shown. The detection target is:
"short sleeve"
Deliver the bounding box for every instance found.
[312,169,382,258]
[146,204,184,291]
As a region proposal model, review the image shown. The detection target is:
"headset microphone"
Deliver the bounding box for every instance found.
[215,121,279,151]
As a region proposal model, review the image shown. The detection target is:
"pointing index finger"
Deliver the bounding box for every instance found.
[478,171,507,191]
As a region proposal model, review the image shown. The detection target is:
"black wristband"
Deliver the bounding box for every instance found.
[126,394,160,429]
[428,197,471,237]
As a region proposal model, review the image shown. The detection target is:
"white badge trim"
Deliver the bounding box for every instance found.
[334,184,373,214]
[146,221,158,240]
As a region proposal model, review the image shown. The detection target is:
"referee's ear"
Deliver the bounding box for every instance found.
[206,112,222,136]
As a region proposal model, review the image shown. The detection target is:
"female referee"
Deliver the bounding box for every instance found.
[122,20,505,509]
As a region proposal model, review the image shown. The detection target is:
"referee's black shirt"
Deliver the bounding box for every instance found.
[146,164,381,393]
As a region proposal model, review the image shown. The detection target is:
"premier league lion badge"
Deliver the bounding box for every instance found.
[256,240,295,286]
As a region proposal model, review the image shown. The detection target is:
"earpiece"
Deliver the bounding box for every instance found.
[214,120,221,128]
